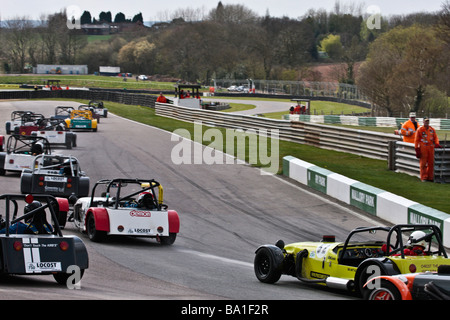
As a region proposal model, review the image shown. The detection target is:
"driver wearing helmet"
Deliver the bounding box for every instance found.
[0,201,53,235]
[137,192,155,210]
[404,231,429,256]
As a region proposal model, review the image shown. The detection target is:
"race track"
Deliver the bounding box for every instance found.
[0,100,386,301]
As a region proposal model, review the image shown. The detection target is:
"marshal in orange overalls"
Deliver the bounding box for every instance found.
[400,117,419,143]
[414,118,440,181]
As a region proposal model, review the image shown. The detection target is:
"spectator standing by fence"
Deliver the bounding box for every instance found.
[414,117,441,182]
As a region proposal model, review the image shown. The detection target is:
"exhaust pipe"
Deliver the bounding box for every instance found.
[325,277,354,291]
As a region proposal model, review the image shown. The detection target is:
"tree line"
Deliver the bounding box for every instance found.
[80,11,144,24]
[0,1,449,116]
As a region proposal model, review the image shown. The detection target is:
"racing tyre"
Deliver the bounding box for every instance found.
[58,211,67,229]
[358,264,386,298]
[254,247,282,284]
[160,232,176,245]
[367,279,402,300]
[5,122,11,135]
[86,214,106,242]
[53,269,85,286]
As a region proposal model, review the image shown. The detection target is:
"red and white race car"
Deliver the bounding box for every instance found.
[70,178,180,245]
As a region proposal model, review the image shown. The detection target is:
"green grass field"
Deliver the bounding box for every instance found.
[0,74,176,90]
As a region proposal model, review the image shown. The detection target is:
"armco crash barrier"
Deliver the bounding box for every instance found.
[283,155,450,248]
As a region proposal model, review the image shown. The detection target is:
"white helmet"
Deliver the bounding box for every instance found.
[407,231,428,248]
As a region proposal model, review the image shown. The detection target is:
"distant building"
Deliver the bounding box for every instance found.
[81,23,119,35]
[33,64,88,75]
[99,66,120,76]
[81,22,145,35]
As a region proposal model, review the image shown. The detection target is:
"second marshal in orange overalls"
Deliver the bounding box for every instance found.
[414,117,441,182]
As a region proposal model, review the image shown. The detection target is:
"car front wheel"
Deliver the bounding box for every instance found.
[254,247,282,284]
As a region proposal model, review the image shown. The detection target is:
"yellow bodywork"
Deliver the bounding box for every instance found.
[65,110,98,130]
[284,241,450,282]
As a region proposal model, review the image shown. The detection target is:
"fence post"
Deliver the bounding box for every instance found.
[387,140,396,171]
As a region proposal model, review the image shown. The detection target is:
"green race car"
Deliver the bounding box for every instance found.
[254,224,450,298]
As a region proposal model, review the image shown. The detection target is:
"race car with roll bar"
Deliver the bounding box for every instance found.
[254,224,450,298]
[20,154,90,214]
[0,135,51,176]
[31,118,77,149]
[365,264,450,300]
[64,109,98,132]
[5,111,45,135]
[78,104,100,123]
[88,100,108,118]
[69,178,180,245]
[50,106,74,121]
[0,193,88,285]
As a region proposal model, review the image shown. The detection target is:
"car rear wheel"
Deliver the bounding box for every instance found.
[254,247,282,284]
[159,233,176,245]
[86,214,106,242]
[53,269,85,286]
[367,280,402,300]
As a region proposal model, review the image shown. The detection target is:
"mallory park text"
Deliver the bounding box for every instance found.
[181,304,269,317]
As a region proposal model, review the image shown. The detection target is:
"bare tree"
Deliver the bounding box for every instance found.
[3,17,35,72]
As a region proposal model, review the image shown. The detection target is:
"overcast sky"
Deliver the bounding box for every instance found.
[1,0,445,21]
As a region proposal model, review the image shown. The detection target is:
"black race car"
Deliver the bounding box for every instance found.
[0,194,89,285]
[20,154,90,203]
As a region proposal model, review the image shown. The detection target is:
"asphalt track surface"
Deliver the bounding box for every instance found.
[0,99,387,301]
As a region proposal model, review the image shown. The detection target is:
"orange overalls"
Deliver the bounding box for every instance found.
[414,125,440,181]
[400,119,419,143]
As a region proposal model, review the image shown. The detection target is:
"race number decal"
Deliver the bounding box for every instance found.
[316,244,332,259]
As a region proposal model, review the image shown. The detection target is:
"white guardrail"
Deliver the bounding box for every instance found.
[156,103,450,246]
[155,103,449,181]
[155,102,401,159]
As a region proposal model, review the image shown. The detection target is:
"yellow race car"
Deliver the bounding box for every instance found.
[65,110,98,132]
[254,224,450,298]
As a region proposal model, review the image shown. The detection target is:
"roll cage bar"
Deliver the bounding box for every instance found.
[386,224,448,258]
[6,135,51,154]
[337,224,448,264]
[89,178,164,210]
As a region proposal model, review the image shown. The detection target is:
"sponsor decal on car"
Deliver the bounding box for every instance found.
[44,176,67,182]
[26,262,62,273]
[129,210,152,218]
[45,186,65,193]
[22,238,62,273]
[128,228,152,234]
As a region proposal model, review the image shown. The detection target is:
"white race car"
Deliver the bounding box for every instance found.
[0,135,51,176]
[31,118,77,149]
[88,100,108,118]
[70,178,180,245]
